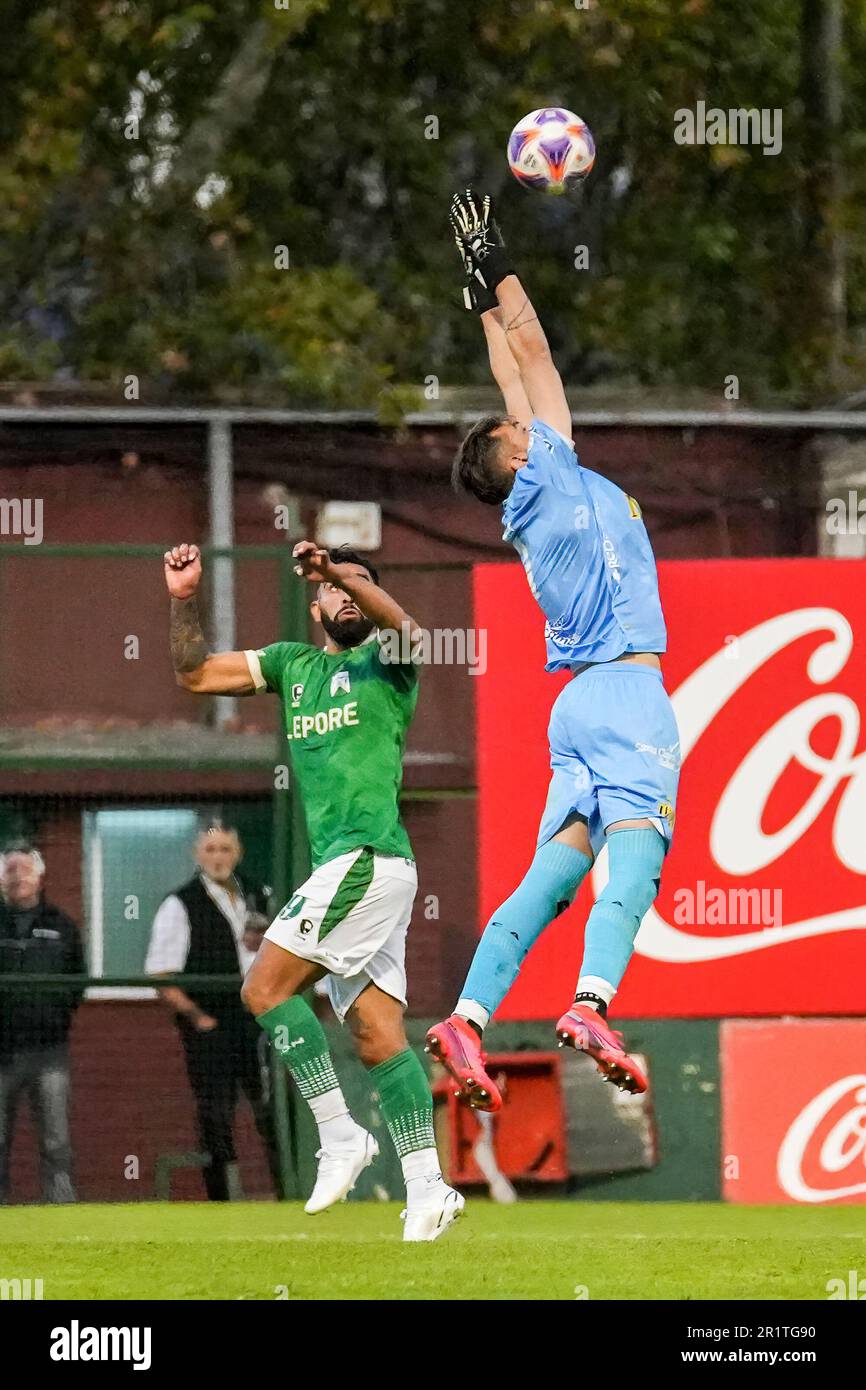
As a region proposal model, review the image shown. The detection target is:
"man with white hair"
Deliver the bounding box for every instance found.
[0,841,84,1204]
[146,823,282,1201]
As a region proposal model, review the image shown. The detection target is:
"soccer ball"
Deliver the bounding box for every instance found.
[507,107,596,193]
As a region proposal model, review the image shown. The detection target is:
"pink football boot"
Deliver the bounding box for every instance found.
[425,1014,503,1112]
[556,1003,648,1094]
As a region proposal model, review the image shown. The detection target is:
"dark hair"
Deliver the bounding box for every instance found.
[326,545,379,585]
[452,415,510,504]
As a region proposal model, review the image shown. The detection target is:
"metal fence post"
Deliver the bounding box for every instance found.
[269,545,312,1200]
[207,418,237,729]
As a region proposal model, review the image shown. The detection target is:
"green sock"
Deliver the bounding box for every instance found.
[256,996,340,1103]
[370,1048,436,1160]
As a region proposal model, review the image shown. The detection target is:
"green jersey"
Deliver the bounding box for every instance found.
[253,637,418,870]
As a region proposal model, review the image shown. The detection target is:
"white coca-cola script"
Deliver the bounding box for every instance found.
[776,1075,866,1202]
[591,607,866,962]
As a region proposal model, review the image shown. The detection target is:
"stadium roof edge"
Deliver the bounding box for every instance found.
[1,405,866,430]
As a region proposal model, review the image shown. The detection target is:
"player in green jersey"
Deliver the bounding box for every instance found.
[164,539,463,1241]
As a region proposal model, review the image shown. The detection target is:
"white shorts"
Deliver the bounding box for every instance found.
[264,848,417,1022]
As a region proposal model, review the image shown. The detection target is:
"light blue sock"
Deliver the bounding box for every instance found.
[579,828,665,992]
[459,840,592,1023]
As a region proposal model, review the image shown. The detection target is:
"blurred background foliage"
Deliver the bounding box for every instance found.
[0,0,864,408]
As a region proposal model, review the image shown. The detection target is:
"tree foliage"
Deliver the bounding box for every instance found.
[1,0,864,406]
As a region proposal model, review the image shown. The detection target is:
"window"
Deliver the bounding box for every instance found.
[83,808,201,995]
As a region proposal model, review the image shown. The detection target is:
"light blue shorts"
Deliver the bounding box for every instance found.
[537,663,681,856]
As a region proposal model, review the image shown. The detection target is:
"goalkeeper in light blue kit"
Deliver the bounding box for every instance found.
[427,191,681,1107]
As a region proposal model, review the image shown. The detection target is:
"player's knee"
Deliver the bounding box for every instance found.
[596,875,655,931]
[240,975,264,1014]
[360,1035,404,1068]
[364,1027,408,1068]
[500,840,591,938]
[351,1010,406,1068]
[602,827,665,926]
[241,973,289,1016]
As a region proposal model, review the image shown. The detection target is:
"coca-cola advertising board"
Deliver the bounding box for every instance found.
[474,559,866,1018]
[721,1020,866,1203]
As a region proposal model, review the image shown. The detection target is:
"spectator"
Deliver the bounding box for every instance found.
[146,824,283,1201]
[0,841,84,1205]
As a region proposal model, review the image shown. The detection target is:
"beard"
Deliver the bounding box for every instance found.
[320,608,375,649]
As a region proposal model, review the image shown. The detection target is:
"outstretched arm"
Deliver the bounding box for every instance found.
[165,544,256,694]
[480,308,532,426]
[495,274,572,441]
[450,189,572,441]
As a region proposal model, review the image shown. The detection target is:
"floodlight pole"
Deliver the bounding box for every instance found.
[207,418,237,728]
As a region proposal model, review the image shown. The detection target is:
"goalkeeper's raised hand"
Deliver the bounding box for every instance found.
[450,188,514,313]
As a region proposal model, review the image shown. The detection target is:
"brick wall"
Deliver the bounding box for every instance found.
[7,1001,273,1203]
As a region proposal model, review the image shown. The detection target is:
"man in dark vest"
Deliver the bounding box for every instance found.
[0,841,84,1204]
[146,824,282,1201]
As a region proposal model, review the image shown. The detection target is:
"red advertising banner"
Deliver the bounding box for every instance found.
[721,1020,866,1204]
[474,559,866,1018]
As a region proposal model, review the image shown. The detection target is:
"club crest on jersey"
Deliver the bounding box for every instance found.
[330,670,351,697]
[278,892,306,920]
[291,682,304,707]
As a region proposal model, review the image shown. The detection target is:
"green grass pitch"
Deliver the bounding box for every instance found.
[2,1201,864,1300]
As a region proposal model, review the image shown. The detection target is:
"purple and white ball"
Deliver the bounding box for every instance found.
[507,107,596,193]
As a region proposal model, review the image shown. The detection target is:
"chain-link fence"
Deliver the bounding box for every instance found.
[0,544,478,1202]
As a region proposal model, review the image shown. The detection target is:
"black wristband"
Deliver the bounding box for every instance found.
[475,244,514,293]
[463,278,499,314]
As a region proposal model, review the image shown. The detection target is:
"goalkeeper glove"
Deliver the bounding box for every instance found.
[450,188,514,312]
[449,194,498,313]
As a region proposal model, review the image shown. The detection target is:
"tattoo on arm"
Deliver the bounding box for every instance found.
[170,597,209,673]
[505,297,539,333]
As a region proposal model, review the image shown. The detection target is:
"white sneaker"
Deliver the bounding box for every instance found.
[401,1183,465,1242]
[304,1130,379,1214]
